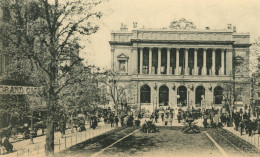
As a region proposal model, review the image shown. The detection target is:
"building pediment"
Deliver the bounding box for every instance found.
[117,53,129,60]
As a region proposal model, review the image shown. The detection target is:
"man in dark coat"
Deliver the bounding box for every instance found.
[161,113,164,122]
[239,120,245,136]
[109,115,114,127]
[114,116,119,127]
[1,137,13,153]
[177,112,182,123]
[155,112,159,123]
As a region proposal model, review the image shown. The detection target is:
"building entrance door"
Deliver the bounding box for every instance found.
[159,85,169,106]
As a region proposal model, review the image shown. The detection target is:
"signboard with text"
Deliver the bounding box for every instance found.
[0,85,43,95]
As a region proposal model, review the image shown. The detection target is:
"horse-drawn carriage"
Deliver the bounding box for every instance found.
[0,120,47,140]
[0,109,47,140]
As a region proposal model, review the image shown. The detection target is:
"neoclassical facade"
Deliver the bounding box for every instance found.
[110,19,251,112]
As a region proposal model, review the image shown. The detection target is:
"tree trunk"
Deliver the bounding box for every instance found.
[45,84,56,156]
[45,113,54,156]
[70,114,74,133]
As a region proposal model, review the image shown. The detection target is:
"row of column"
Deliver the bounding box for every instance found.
[139,48,225,75]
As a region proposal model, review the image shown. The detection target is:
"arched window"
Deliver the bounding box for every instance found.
[195,86,205,105]
[177,86,187,106]
[159,85,169,106]
[140,85,151,103]
[214,86,223,104]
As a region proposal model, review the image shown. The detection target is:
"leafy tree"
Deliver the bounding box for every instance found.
[99,70,134,116]
[59,65,108,132]
[0,0,106,154]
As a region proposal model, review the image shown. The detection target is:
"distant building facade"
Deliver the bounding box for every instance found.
[110,19,251,112]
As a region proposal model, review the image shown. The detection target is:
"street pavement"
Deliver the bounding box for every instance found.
[1,121,114,157]
[2,117,259,157]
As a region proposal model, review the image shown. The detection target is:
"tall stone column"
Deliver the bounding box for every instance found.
[185,48,189,75]
[202,48,207,75]
[221,49,225,75]
[194,48,198,75]
[158,48,161,75]
[167,48,170,75]
[212,49,215,75]
[175,48,179,75]
[149,48,152,74]
[140,48,143,74]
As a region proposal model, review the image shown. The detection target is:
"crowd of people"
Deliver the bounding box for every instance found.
[233,110,260,136]
[148,106,201,126]
[145,106,260,137]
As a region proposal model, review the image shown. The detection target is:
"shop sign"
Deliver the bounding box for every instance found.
[0,85,42,95]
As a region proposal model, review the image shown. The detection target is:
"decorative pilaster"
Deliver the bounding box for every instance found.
[202,48,207,75]
[221,49,225,75]
[149,48,152,74]
[185,48,189,75]
[140,48,143,74]
[158,48,161,75]
[212,49,215,75]
[167,48,170,75]
[194,48,198,75]
[175,48,179,75]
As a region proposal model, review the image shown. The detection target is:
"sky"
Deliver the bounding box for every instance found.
[84,0,260,69]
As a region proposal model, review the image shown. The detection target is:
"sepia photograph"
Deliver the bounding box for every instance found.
[0,0,260,157]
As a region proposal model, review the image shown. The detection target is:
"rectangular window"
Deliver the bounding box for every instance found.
[119,60,126,72]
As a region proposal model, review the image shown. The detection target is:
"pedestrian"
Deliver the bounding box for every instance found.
[169,113,173,126]
[150,113,154,122]
[155,112,158,123]
[1,136,13,153]
[203,117,208,128]
[177,112,181,123]
[59,121,66,136]
[220,113,226,126]
[248,120,253,136]
[239,120,245,136]
[115,116,119,127]
[164,113,168,126]
[161,112,164,122]
[138,113,142,120]
[109,115,114,127]
[91,116,97,129]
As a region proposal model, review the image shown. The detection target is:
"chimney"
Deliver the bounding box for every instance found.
[133,22,138,28]
[233,26,236,32]
[227,24,232,29]
[120,23,128,31]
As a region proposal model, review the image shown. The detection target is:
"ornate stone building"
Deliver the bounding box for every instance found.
[109,19,251,112]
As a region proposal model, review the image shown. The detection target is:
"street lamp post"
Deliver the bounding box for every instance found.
[187,88,190,108]
[29,110,34,144]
